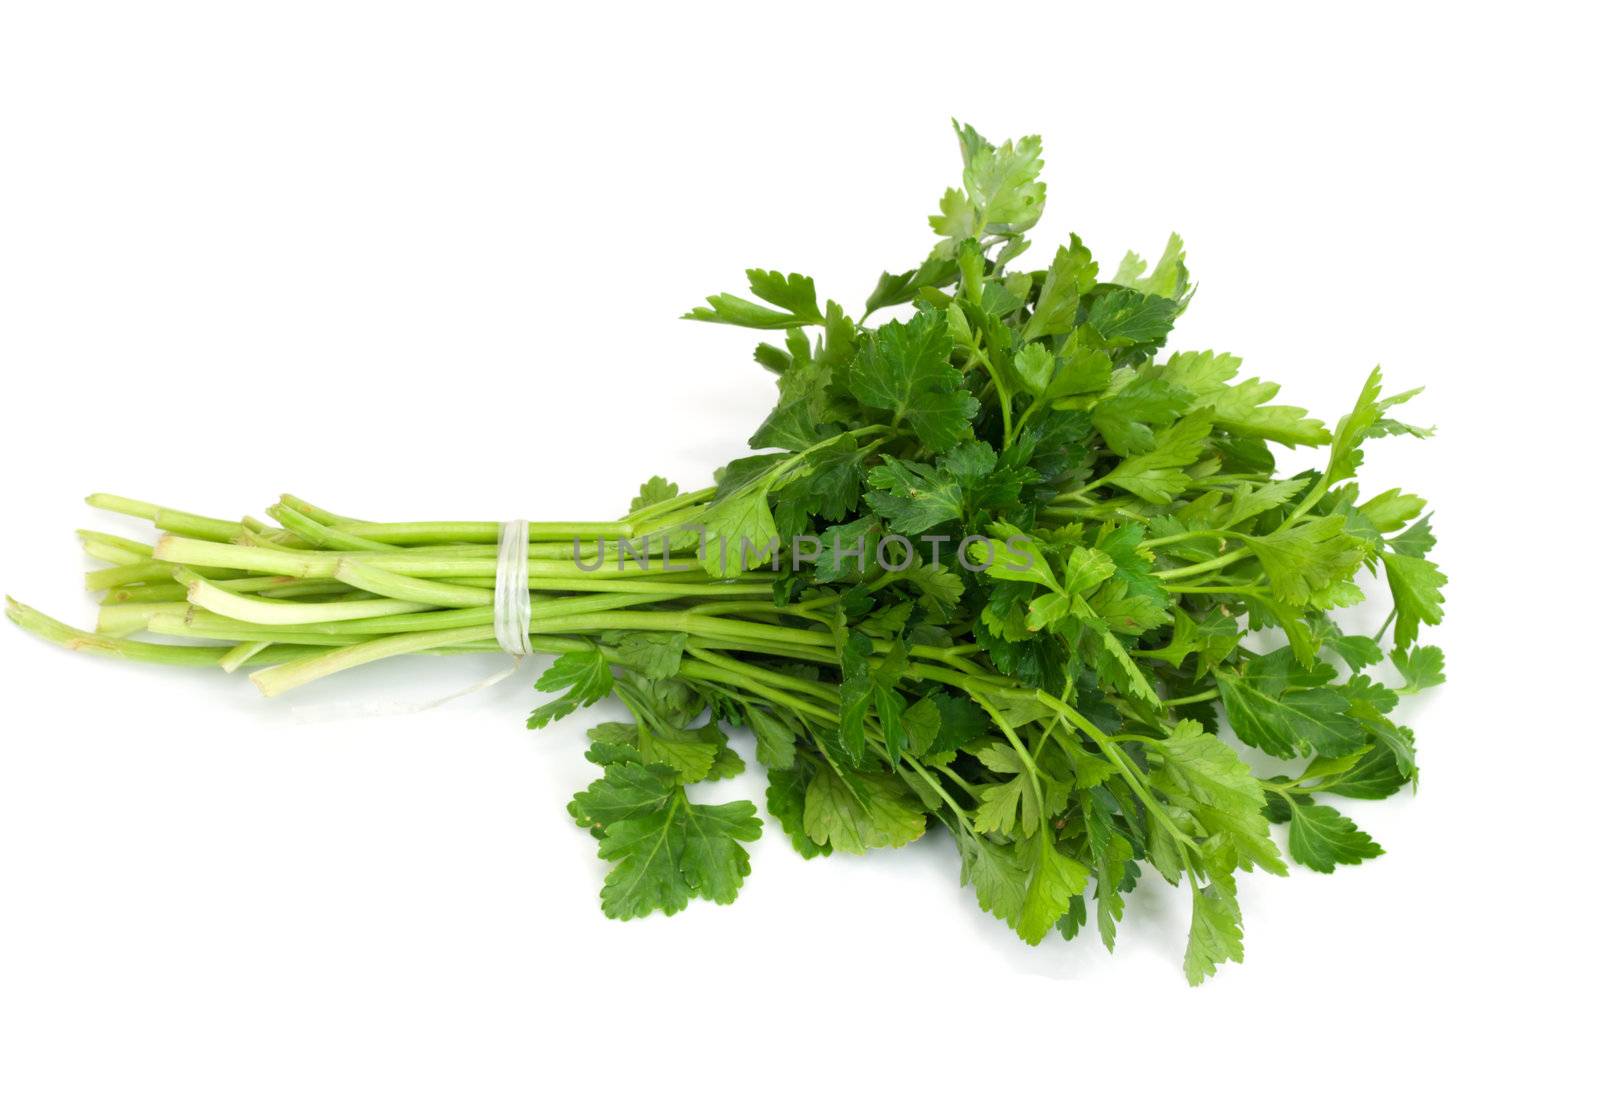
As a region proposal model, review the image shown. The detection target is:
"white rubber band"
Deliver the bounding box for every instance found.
[493,519,531,656]
[286,523,531,721]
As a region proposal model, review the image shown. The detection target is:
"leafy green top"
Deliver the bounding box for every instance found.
[541,119,1448,984]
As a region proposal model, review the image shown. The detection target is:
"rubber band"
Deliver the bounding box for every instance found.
[493,518,532,656]
[286,519,531,720]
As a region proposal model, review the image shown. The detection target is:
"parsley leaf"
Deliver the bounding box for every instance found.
[848,310,978,452]
[568,745,762,918]
[528,649,613,729]
[1285,799,1384,872]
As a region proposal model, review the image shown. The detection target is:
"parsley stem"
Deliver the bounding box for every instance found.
[1162,583,1264,596]
[967,343,1015,448]
[902,756,977,837]
[1141,529,1228,549]
[685,647,839,706]
[1032,690,1199,852]
[935,764,981,798]
[1153,548,1251,581]
[969,691,1046,804]
[677,659,840,725]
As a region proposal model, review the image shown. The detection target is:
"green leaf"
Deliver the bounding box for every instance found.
[1163,351,1329,447]
[904,563,965,622]
[1215,652,1365,759]
[847,310,978,453]
[1103,413,1213,504]
[1220,477,1308,529]
[1022,235,1097,341]
[1012,342,1056,396]
[766,765,829,859]
[961,832,1028,929]
[1111,233,1190,301]
[1184,874,1244,985]
[569,756,761,919]
[926,691,990,760]
[684,295,811,330]
[933,121,1046,248]
[1359,489,1426,532]
[568,744,674,828]
[1077,606,1161,704]
[528,649,613,728]
[969,742,1069,839]
[607,632,687,680]
[802,767,926,854]
[1243,515,1366,607]
[970,523,1056,587]
[1327,366,1428,482]
[684,269,824,328]
[778,435,863,523]
[1016,835,1091,945]
[864,455,964,535]
[864,257,958,316]
[747,706,798,770]
[1206,377,1330,447]
[1388,514,1436,558]
[1091,375,1189,457]
[1061,545,1118,597]
[1046,326,1114,400]
[677,799,763,903]
[629,476,679,513]
[1369,722,1419,782]
[836,631,875,766]
[589,721,722,784]
[1382,551,1447,649]
[813,516,880,583]
[902,697,942,757]
[1024,590,1074,633]
[1308,741,1411,800]
[1392,645,1446,694]
[744,270,825,324]
[1318,621,1383,672]
[1086,287,1180,350]
[1286,801,1384,872]
[972,774,1029,836]
[749,399,823,451]
[1148,720,1271,818]
[699,488,779,578]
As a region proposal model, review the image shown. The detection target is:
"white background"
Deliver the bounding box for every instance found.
[2,2,1595,1092]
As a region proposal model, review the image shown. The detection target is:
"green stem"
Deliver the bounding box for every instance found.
[1032,690,1199,851]
[1142,529,1228,550]
[676,659,839,725]
[7,598,326,668]
[1153,548,1252,582]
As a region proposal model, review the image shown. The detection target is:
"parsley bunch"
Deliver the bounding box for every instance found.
[8,121,1445,982]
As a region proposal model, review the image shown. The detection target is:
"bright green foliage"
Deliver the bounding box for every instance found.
[527,649,612,729]
[1392,645,1446,693]
[13,121,1446,985]
[803,768,926,853]
[1216,651,1365,759]
[675,120,1441,980]
[847,310,978,452]
[1184,875,1245,986]
[1285,801,1384,873]
[569,743,761,919]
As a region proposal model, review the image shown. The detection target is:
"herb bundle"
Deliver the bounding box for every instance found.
[7,121,1446,982]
